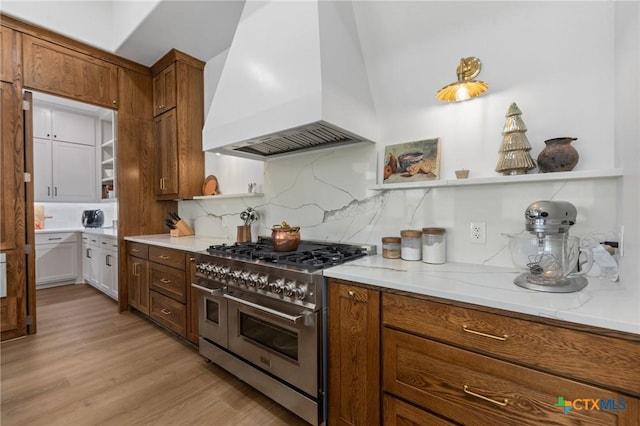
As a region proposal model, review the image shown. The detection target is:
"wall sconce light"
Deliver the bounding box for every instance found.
[436,57,489,102]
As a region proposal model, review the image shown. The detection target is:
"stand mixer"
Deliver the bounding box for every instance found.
[507,200,593,293]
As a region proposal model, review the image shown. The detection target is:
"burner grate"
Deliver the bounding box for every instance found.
[206,240,367,270]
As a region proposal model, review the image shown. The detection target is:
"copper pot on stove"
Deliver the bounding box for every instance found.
[271,222,301,252]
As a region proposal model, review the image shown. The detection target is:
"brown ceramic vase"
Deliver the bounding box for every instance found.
[537,137,579,173]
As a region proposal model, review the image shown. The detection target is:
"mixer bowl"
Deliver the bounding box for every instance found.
[504,232,584,280]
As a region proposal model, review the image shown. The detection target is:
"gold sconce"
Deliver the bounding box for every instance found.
[436,57,489,102]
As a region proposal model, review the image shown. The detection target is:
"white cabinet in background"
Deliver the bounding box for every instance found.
[33,103,98,203]
[34,138,97,202]
[82,234,100,287]
[82,233,118,300]
[35,232,79,288]
[99,236,118,300]
[33,105,96,146]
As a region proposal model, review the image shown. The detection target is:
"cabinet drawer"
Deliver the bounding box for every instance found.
[150,263,185,303]
[149,246,185,270]
[383,293,640,395]
[383,394,455,426]
[100,236,118,250]
[383,328,634,426]
[150,290,186,336]
[36,232,77,245]
[127,242,148,259]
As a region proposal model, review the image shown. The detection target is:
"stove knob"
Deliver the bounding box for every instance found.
[248,273,259,287]
[282,281,296,297]
[293,287,306,300]
[257,275,269,289]
[219,266,230,279]
[231,270,243,282]
[204,263,214,273]
[240,271,251,285]
[269,278,284,294]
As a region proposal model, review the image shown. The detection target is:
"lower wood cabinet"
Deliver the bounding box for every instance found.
[126,241,198,343]
[127,242,149,315]
[327,279,380,426]
[327,279,640,426]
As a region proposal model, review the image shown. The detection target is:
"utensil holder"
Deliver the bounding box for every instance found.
[170,220,195,237]
[237,225,252,243]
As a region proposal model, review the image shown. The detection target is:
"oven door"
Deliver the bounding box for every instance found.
[225,289,320,398]
[191,280,228,348]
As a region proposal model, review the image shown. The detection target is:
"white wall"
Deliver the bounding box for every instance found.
[187,1,638,291]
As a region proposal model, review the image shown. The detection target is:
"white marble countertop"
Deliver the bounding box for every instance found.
[324,255,640,335]
[124,234,233,252]
[35,227,118,237]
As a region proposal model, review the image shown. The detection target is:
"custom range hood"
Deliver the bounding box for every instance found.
[202,0,378,160]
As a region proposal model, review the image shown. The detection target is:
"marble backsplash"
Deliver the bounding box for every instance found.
[179,143,620,271]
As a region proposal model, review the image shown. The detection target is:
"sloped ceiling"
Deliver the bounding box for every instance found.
[0,0,245,66]
[114,0,245,66]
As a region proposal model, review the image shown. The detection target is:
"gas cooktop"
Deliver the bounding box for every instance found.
[206,237,372,271]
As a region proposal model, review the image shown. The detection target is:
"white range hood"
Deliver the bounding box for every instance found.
[202,0,378,160]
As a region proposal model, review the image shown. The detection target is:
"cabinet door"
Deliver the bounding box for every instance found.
[32,106,52,139]
[36,242,78,286]
[82,242,100,287]
[153,63,176,117]
[154,109,178,198]
[328,280,381,426]
[383,395,456,426]
[52,141,96,201]
[33,138,53,201]
[52,110,96,145]
[1,82,18,249]
[128,256,149,315]
[23,35,118,108]
[100,249,117,299]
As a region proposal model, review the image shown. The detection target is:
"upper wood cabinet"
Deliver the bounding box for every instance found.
[153,63,176,117]
[1,26,21,83]
[23,35,118,109]
[151,50,204,200]
[154,109,179,197]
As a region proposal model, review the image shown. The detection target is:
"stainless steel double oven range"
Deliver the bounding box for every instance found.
[192,237,374,425]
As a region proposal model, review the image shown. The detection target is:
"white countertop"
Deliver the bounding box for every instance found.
[324,255,640,335]
[35,227,118,237]
[124,234,233,252]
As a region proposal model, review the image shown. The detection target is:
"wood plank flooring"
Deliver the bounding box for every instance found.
[0,284,308,426]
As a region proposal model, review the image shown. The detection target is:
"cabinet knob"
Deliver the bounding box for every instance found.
[348,290,355,297]
[112,100,117,105]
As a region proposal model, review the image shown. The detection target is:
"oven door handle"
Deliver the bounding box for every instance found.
[191,283,225,296]
[223,293,309,325]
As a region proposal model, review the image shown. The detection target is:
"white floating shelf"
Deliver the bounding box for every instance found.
[369,169,624,191]
[101,139,114,148]
[192,193,264,200]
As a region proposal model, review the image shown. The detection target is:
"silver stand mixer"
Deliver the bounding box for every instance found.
[510,200,592,293]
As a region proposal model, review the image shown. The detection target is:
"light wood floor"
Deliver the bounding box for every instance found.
[0,284,308,426]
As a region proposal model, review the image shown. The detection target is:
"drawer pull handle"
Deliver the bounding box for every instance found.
[159,255,170,260]
[462,325,508,341]
[131,248,141,253]
[160,278,172,284]
[463,385,509,407]
[160,309,172,315]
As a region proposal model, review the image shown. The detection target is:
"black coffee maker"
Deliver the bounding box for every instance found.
[81,209,104,228]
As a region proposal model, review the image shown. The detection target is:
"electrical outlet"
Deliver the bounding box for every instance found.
[470,221,486,244]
